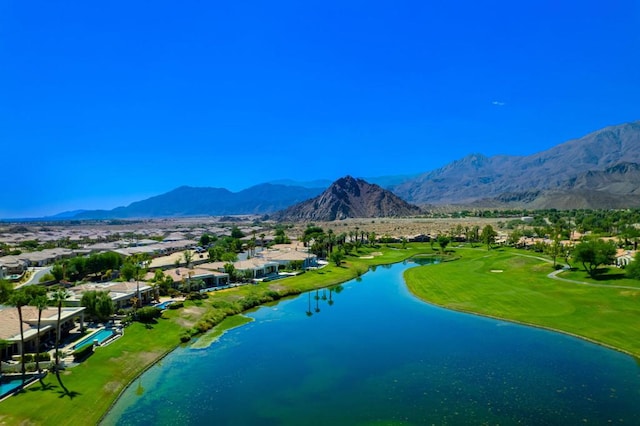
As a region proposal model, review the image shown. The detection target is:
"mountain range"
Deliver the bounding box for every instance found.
[34,120,640,221]
[392,121,640,208]
[72,184,325,219]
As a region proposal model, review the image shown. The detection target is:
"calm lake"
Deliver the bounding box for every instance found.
[102,260,640,425]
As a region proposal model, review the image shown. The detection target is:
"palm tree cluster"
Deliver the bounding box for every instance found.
[0,281,70,389]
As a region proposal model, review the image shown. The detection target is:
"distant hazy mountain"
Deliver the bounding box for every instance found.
[393,121,640,208]
[273,176,422,221]
[364,173,420,188]
[268,179,333,188]
[47,210,89,219]
[269,173,418,190]
[73,184,325,219]
[50,120,640,220]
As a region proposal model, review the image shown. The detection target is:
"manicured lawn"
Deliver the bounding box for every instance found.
[405,247,640,357]
[0,316,185,425]
[558,266,640,289]
[0,244,433,425]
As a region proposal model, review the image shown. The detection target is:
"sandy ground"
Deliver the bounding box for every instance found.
[288,217,505,240]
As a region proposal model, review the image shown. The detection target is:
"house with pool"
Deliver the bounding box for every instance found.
[0,305,86,363]
[65,281,154,309]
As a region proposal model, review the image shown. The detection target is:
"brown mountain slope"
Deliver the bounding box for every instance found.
[273,176,422,221]
[468,162,640,209]
[394,121,640,205]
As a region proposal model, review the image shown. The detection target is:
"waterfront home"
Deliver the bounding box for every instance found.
[65,281,154,309]
[258,248,318,269]
[151,267,230,289]
[0,305,86,361]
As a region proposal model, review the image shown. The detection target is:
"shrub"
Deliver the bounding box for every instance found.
[168,301,184,309]
[186,292,208,301]
[179,332,191,343]
[72,344,94,361]
[136,306,162,323]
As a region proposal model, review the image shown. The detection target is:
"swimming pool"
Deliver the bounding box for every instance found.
[0,378,23,399]
[0,375,38,399]
[72,328,115,351]
[154,300,174,310]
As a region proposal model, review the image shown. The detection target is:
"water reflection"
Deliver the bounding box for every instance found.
[103,260,640,425]
[304,285,346,316]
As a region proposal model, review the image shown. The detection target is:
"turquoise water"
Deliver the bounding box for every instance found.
[154,300,175,310]
[102,261,640,425]
[0,378,24,398]
[73,328,115,351]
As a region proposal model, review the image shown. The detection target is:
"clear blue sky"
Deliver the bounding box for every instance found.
[1,1,639,218]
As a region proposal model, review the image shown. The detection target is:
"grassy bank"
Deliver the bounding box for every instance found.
[0,244,429,425]
[404,247,640,357]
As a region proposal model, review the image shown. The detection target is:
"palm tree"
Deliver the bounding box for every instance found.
[32,294,49,374]
[51,288,70,385]
[135,253,151,308]
[8,289,29,387]
[0,339,9,379]
[183,250,193,269]
[247,238,256,259]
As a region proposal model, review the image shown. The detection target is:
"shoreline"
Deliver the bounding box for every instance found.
[404,282,639,360]
[95,252,413,423]
[103,252,639,423]
[3,244,638,424]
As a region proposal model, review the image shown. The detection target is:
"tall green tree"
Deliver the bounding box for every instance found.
[480,225,497,250]
[8,289,29,386]
[572,238,617,277]
[51,288,70,386]
[368,231,377,246]
[437,235,450,253]
[183,250,193,268]
[223,263,236,282]
[329,250,345,267]
[31,294,49,374]
[0,279,13,304]
[122,253,151,307]
[81,290,114,322]
[230,225,245,239]
[0,339,9,378]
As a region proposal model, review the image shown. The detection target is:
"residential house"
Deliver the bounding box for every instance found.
[66,281,154,309]
[0,305,86,361]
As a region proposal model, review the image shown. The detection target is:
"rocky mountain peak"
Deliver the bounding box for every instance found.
[274,176,421,221]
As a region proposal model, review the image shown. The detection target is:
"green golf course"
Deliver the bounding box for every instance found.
[1,244,638,425]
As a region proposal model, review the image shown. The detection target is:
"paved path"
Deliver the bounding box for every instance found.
[16,267,52,288]
[512,252,640,291]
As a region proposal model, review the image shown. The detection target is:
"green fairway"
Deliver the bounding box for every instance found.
[405,247,640,357]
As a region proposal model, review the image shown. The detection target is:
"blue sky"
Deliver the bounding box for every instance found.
[1,1,639,218]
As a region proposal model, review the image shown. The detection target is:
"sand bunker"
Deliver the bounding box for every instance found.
[490,269,504,273]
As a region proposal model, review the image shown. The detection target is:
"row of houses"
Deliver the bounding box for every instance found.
[0,243,319,363]
[0,239,201,280]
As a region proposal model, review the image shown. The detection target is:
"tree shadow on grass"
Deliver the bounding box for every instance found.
[57,388,81,399]
[25,377,81,399]
[29,381,55,392]
[55,376,81,399]
[591,268,628,281]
